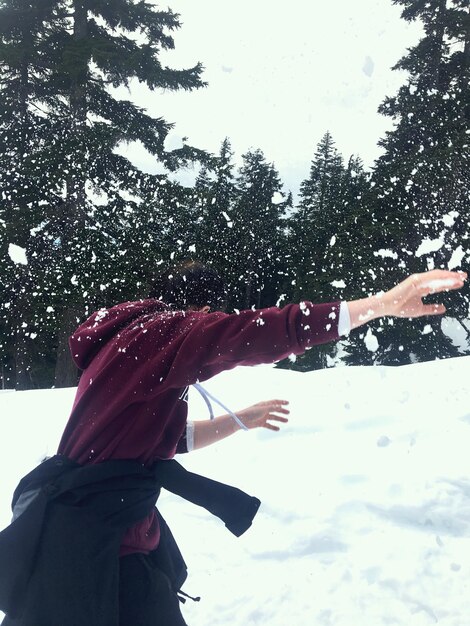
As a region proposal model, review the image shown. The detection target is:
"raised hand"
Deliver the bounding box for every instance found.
[380,269,467,318]
[347,269,467,330]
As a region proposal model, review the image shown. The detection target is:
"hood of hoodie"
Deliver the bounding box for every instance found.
[70,299,169,370]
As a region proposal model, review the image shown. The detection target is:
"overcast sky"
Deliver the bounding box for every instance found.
[117,1,423,198]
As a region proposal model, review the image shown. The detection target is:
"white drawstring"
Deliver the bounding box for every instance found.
[193,382,215,420]
[193,383,248,431]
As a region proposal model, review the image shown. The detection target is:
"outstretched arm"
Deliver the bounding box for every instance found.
[346,269,467,331]
[191,400,290,450]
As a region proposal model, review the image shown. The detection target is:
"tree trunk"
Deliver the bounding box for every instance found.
[54,307,80,387]
[15,330,33,390]
[462,4,470,101]
[53,0,88,390]
[11,267,34,390]
[244,275,253,309]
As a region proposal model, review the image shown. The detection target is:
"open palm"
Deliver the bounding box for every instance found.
[237,400,290,431]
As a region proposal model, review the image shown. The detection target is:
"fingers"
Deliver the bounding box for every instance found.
[419,303,447,316]
[272,407,290,415]
[240,400,290,431]
[397,300,447,317]
[263,413,288,433]
[417,270,467,294]
[267,414,289,423]
[264,423,281,432]
[265,399,290,412]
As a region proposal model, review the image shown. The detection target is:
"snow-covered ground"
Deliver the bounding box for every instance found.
[1,357,470,625]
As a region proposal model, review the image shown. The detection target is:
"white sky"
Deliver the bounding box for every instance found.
[117,0,423,197]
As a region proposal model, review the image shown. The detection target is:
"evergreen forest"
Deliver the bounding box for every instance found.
[1,0,469,389]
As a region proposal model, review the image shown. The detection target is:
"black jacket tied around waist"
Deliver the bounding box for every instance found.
[0,455,261,626]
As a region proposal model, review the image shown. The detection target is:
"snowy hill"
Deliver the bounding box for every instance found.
[2,357,470,625]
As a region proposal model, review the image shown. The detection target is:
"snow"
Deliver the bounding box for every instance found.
[442,211,459,228]
[221,211,233,227]
[364,327,379,352]
[374,249,398,260]
[415,235,445,258]
[362,55,375,78]
[448,246,465,271]
[271,191,284,205]
[331,279,346,289]
[7,243,27,265]
[2,357,470,624]
[275,294,287,307]
[422,278,459,291]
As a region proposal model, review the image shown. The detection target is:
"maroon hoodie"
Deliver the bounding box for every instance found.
[58,298,341,554]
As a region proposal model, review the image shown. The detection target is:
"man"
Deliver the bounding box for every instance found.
[0,261,466,626]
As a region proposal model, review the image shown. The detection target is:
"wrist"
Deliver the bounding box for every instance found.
[347,294,388,331]
[230,413,242,433]
[215,413,240,436]
[370,292,390,317]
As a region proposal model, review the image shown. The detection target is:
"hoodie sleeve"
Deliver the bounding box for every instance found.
[133,301,341,392]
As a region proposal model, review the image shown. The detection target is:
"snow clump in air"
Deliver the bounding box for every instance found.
[364,328,379,352]
[221,211,233,228]
[374,249,398,260]
[8,243,28,265]
[448,246,465,270]
[415,233,445,257]
[331,280,346,289]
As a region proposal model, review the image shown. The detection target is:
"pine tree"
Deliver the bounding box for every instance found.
[320,155,374,300]
[0,0,207,388]
[191,138,238,281]
[202,138,238,276]
[375,0,469,259]
[287,133,377,370]
[362,0,470,364]
[290,132,345,300]
[0,0,69,388]
[229,149,290,309]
